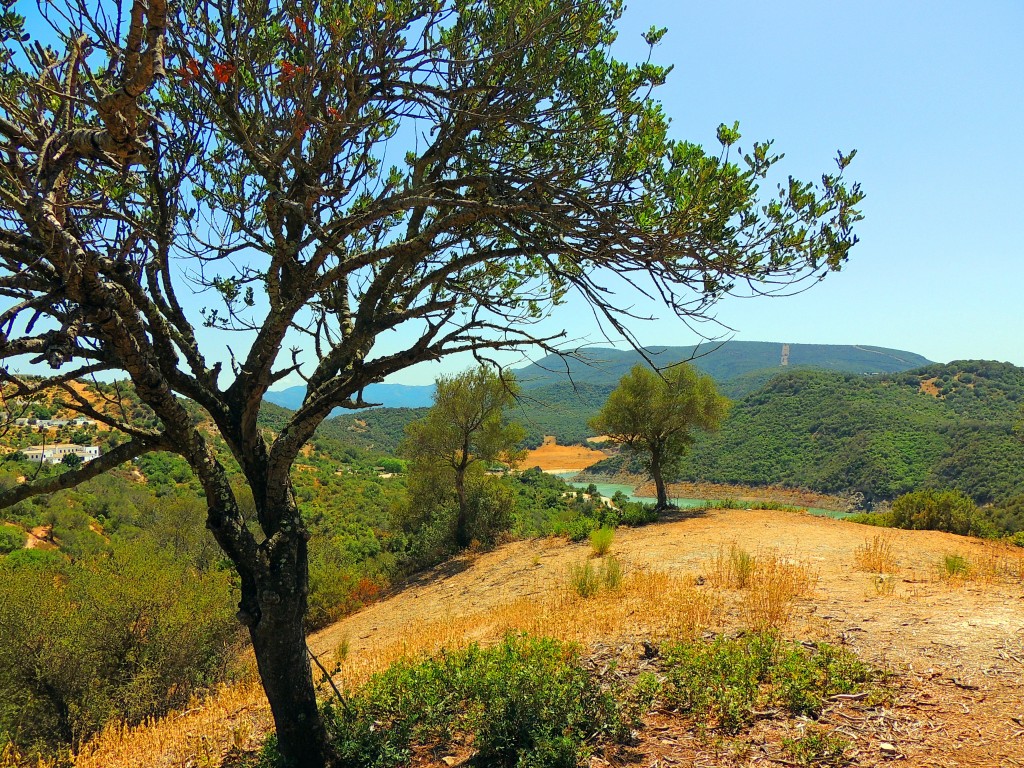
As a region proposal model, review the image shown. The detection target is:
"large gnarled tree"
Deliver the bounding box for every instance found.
[0,0,862,764]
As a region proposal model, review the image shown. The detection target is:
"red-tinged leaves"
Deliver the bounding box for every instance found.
[213,62,236,85]
[279,61,306,84]
[293,16,309,36]
[178,58,201,85]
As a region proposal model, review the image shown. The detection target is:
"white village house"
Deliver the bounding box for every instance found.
[21,444,101,464]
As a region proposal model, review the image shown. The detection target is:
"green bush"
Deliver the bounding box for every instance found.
[589,526,614,556]
[323,634,626,768]
[567,561,601,598]
[890,489,983,536]
[659,634,872,734]
[0,524,24,554]
[0,541,240,757]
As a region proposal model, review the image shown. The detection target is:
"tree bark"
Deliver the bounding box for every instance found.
[238,506,333,768]
[650,446,670,510]
[454,468,470,548]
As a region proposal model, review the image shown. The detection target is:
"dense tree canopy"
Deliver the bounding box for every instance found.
[591,363,728,508]
[0,0,861,763]
[404,367,525,548]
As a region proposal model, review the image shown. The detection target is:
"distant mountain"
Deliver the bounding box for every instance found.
[515,341,931,388]
[265,382,436,412]
[266,342,931,411]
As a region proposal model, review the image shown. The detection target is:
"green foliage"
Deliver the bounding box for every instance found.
[941,553,971,579]
[0,523,24,554]
[404,368,526,548]
[567,560,601,598]
[60,452,83,468]
[567,557,622,597]
[591,363,727,506]
[589,525,614,556]
[322,634,626,768]
[0,541,239,757]
[651,362,1024,513]
[889,489,985,536]
[659,634,872,734]
[782,731,849,767]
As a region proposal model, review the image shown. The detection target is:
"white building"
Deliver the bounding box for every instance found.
[21,444,101,464]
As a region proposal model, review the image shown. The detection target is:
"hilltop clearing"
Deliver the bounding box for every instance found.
[62,510,1024,768]
[522,436,609,472]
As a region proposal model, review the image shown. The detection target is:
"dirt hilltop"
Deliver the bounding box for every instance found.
[67,509,1024,768]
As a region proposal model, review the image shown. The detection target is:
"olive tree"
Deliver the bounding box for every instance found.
[0,0,862,763]
[403,367,525,548]
[590,364,728,509]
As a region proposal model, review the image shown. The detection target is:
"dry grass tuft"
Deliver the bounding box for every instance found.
[65,679,271,768]
[739,552,817,631]
[854,534,899,574]
[703,543,817,631]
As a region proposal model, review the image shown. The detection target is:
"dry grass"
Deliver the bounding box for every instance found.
[854,534,899,574]
[703,543,817,630]
[934,544,1024,587]
[739,552,817,631]
[62,679,271,768]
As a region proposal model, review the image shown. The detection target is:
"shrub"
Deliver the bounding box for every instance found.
[0,524,24,555]
[567,561,601,598]
[0,541,239,757]
[602,556,623,590]
[783,731,849,767]
[659,634,872,734]
[940,553,971,580]
[589,526,614,556]
[890,489,981,536]
[324,634,626,768]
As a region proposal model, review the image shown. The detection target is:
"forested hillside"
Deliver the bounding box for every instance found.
[586,360,1024,507]
[320,342,932,449]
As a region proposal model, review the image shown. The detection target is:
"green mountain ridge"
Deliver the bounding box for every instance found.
[317,342,933,450]
[586,360,1024,510]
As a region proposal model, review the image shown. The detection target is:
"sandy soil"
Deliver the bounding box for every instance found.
[523,437,609,472]
[67,510,1024,768]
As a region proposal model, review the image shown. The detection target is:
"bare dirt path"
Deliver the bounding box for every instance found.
[522,436,609,473]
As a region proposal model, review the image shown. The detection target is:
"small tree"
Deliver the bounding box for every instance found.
[590,364,728,509]
[404,368,526,548]
[61,452,84,468]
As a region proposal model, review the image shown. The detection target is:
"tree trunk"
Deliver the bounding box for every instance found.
[244,529,333,768]
[454,468,470,548]
[650,448,670,510]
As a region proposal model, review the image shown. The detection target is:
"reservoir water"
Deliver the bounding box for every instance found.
[556,475,849,519]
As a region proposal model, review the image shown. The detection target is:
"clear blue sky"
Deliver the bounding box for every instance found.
[18,2,1024,387]
[614,1,1024,358]
[380,1,1024,384]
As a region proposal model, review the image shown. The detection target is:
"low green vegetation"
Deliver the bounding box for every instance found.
[0,541,240,759]
[323,634,627,768]
[247,630,879,768]
[588,525,614,556]
[657,633,874,734]
[847,488,1021,542]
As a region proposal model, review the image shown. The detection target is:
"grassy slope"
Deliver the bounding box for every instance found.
[65,509,1024,768]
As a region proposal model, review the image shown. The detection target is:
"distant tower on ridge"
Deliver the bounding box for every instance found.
[780,344,790,366]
